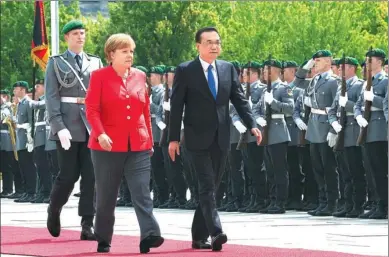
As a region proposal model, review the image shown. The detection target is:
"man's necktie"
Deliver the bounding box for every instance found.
[207,65,217,99]
[75,55,82,70]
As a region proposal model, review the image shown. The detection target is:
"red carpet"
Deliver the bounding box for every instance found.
[0,226,378,257]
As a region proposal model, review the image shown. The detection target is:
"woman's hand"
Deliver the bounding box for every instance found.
[149,147,154,156]
[98,133,113,151]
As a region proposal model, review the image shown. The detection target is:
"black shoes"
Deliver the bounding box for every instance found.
[139,235,164,253]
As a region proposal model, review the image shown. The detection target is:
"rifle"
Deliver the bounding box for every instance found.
[334,53,347,151]
[357,46,373,145]
[159,73,170,147]
[261,55,272,146]
[236,61,251,150]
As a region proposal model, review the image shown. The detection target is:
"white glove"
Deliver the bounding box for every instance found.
[339,94,348,107]
[233,120,247,134]
[18,123,30,130]
[163,100,170,111]
[264,91,274,104]
[295,118,307,130]
[356,115,368,128]
[27,142,34,152]
[58,128,72,150]
[303,59,315,70]
[364,90,374,101]
[149,95,153,102]
[157,121,166,130]
[29,100,39,107]
[331,121,342,133]
[256,117,267,127]
[26,125,34,152]
[327,132,338,148]
[248,96,253,109]
[304,97,312,107]
[181,121,184,130]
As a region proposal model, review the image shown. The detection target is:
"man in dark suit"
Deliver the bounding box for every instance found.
[168,27,262,251]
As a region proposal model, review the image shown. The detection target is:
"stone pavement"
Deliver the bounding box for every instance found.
[1,192,388,257]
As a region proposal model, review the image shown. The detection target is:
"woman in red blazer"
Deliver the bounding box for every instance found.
[85,33,163,254]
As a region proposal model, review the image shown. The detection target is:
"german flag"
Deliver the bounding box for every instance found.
[31,0,49,71]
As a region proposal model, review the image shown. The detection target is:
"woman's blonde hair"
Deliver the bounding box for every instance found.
[104,33,136,63]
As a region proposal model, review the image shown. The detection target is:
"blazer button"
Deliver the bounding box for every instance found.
[127,116,131,120]
[127,105,130,109]
[126,95,129,99]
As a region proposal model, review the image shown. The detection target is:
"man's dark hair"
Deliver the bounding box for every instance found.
[195,27,220,43]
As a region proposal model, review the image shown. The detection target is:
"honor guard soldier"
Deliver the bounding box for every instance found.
[354,48,388,219]
[13,81,37,203]
[283,61,305,210]
[253,59,294,214]
[384,91,388,122]
[294,50,340,216]
[0,90,20,198]
[327,57,366,218]
[231,61,267,213]
[384,59,388,74]
[29,79,52,203]
[45,20,103,239]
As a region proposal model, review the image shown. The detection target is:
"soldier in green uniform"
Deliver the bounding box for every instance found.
[45,20,103,240]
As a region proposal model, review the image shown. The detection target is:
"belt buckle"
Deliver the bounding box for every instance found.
[77,98,85,104]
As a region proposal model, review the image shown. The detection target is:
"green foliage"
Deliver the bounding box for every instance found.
[1,1,387,92]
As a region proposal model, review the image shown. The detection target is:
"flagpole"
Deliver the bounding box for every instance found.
[50,1,59,55]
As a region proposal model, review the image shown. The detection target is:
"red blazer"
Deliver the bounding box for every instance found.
[85,66,153,152]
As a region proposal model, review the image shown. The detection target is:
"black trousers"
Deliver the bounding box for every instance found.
[0,151,16,193]
[228,143,244,202]
[287,146,304,202]
[50,141,95,225]
[361,146,378,202]
[150,144,169,203]
[299,145,318,203]
[246,142,267,203]
[17,150,37,195]
[162,146,187,202]
[264,142,289,204]
[363,142,388,207]
[343,146,366,205]
[334,151,351,205]
[47,149,60,184]
[189,140,228,240]
[310,143,339,203]
[181,144,198,200]
[33,145,52,196]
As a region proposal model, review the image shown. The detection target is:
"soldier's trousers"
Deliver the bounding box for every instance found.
[287,146,304,202]
[363,142,388,207]
[47,150,60,183]
[17,150,37,195]
[246,142,267,204]
[162,146,187,202]
[0,150,16,193]
[361,146,377,203]
[50,141,95,225]
[310,143,339,204]
[33,146,52,196]
[334,151,352,206]
[150,144,169,203]
[344,146,366,206]
[264,142,289,204]
[228,143,244,203]
[299,145,318,203]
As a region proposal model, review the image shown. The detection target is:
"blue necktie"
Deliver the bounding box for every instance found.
[207,65,217,99]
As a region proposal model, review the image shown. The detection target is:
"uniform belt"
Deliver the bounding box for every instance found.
[0,129,9,134]
[311,108,327,115]
[35,121,46,126]
[337,112,354,117]
[271,114,284,119]
[151,114,156,118]
[60,97,85,104]
[371,106,382,111]
[285,114,292,118]
[16,123,29,129]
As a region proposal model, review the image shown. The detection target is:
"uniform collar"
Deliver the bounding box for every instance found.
[67,49,84,60]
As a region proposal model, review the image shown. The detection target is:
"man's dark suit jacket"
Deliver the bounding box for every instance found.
[169,57,256,150]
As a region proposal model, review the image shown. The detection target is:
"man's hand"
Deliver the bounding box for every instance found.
[256,117,267,127]
[157,121,166,130]
[339,93,348,107]
[364,90,374,102]
[251,128,262,145]
[331,121,342,133]
[356,115,368,128]
[233,121,247,134]
[163,100,170,111]
[58,128,72,150]
[98,133,113,152]
[168,141,180,162]
[264,91,274,104]
[295,118,307,130]
[303,59,315,70]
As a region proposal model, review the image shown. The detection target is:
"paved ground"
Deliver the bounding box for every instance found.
[1,190,388,257]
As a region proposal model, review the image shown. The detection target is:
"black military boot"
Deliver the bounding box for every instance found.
[346,203,364,218]
[315,201,338,216]
[333,202,353,217]
[308,203,326,216]
[369,204,387,219]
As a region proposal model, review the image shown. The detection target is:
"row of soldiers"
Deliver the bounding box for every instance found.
[1,48,387,220]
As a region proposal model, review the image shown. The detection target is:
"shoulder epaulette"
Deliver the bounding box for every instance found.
[49,54,61,59]
[85,53,101,59]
